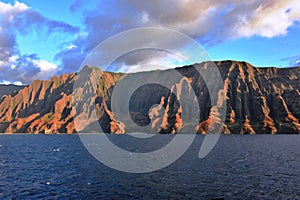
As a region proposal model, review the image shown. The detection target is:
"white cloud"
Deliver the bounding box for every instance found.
[29,59,58,81]
[0,1,31,80]
[67,44,77,50]
[8,55,17,69]
[0,80,23,86]
[86,0,300,42]
[14,81,23,86]
[45,0,300,76]
[0,54,58,84]
[32,59,57,72]
[0,80,12,85]
[0,1,29,15]
[113,49,190,73]
[237,0,300,38]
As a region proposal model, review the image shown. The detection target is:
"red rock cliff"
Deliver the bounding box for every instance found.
[0,61,299,134]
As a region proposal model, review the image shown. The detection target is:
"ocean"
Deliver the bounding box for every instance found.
[0,134,300,199]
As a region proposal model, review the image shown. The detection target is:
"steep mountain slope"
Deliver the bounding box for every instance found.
[216,61,299,134]
[0,84,25,100]
[0,61,299,134]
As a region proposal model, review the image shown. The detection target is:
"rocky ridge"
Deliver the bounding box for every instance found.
[0,61,299,134]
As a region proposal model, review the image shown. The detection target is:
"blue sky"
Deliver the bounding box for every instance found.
[0,0,299,84]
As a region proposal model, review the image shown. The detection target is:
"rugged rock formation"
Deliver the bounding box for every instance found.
[0,74,76,133]
[0,61,299,134]
[0,84,25,99]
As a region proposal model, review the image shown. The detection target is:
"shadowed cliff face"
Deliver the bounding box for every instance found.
[0,61,299,134]
[0,85,25,100]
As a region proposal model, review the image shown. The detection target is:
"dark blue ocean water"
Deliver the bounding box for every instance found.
[0,134,300,199]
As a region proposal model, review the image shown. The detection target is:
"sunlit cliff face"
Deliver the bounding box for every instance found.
[0,61,299,134]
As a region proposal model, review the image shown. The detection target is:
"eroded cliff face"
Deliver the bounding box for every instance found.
[216,61,299,134]
[0,73,76,133]
[0,85,25,99]
[0,61,299,134]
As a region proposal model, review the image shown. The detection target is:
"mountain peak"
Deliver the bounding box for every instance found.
[0,61,299,134]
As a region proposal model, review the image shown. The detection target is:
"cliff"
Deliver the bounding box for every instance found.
[0,61,299,134]
[0,84,25,99]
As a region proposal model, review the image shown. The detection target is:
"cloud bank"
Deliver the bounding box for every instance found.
[57,0,300,73]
